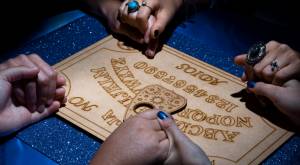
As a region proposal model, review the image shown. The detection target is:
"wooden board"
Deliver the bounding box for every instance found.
[54,36,293,165]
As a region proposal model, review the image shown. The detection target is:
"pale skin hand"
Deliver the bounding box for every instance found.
[0,54,66,112]
[0,67,61,136]
[118,0,210,58]
[247,80,300,126]
[91,110,211,165]
[234,41,300,126]
[90,110,169,165]
[86,0,210,58]
[234,41,300,85]
[157,111,211,165]
[118,0,183,58]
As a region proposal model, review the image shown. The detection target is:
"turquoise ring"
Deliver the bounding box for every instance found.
[127,0,140,13]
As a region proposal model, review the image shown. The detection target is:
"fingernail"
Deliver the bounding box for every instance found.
[157,111,168,120]
[154,30,160,38]
[145,50,154,59]
[247,81,256,88]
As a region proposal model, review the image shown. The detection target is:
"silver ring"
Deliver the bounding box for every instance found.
[141,1,153,12]
[246,42,266,66]
[271,59,279,72]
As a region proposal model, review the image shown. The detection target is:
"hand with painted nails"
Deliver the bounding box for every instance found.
[157,111,211,165]
[117,0,184,58]
[91,110,169,165]
[0,54,66,112]
[235,41,300,85]
[246,79,300,126]
[117,0,211,58]
[0,66,62,136]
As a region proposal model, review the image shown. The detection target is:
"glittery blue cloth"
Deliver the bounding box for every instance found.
[1,9,300,165]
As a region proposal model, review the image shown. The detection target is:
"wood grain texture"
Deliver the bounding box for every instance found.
[54,36,293,165]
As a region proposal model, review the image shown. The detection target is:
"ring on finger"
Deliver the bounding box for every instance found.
[270,59,280,72]
[126,0,140,13]
[141,1,153,12]
[246,42,266,66]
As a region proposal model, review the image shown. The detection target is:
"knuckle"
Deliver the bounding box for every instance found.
[279,43,289,51]
[268,40,279,47]
[262,68,270,77]
[7,58,15,65]
[19,54,27,60]
[15,54,25,62]
[29,53,40,59]
[253,65,262,75]
[40,76,50,86]
[49,70,58,79]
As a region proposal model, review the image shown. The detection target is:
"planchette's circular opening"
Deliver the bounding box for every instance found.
[133,103,154,114]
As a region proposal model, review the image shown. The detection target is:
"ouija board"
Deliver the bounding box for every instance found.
[54,36,293,164]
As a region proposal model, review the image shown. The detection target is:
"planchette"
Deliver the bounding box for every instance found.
[124,84,187,120]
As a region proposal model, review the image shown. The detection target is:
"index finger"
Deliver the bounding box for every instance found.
[234,54,247,66]
[29,54,57,106]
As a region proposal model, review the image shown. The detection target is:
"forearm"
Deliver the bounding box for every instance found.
[90,149,121,165]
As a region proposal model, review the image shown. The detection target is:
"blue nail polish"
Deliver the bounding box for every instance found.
[157,111,168,120]
[247,81,256,88]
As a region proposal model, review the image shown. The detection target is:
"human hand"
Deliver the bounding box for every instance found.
[118,0,183,58]
[0,54,66,112]
[246,79,300,126]
[90,0,146,44]
[235,41,300,85]
[157,111,210,165]
[0,66,61,136]
[90,110,169,165]
[118,0,183,38]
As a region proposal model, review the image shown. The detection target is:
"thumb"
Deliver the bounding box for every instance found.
[157,111,189,145]
[157,111,210,165]
[247,81,282,103]
[0,66,39,83]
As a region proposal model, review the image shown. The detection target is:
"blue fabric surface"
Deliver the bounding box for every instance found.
[1,9,300,164]
[0,138,57,165]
